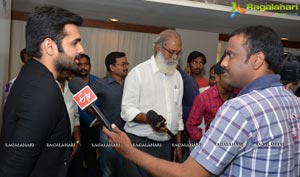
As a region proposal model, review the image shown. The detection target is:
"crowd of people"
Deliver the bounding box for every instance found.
[0,5,299,177]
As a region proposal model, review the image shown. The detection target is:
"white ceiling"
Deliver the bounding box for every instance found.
[11,0,300,41]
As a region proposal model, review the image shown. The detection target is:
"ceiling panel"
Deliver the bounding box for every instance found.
[12,0,300,41]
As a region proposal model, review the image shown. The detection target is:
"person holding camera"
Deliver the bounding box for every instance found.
[104,25,300,177]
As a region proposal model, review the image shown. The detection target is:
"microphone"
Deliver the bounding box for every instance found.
[146,110,175,139]
[68,77,113,131]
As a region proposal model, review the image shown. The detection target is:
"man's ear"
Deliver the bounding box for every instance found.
[41,38,57,56]
[251,52,265,70]
[154,44,161,56]
[109,64,114,72]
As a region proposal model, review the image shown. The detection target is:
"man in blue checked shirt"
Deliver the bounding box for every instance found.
[103,25,300,177]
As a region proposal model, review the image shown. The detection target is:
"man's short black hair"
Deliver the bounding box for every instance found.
[78,53,91,64]
[105,52,126,72]
[214,61,224,75]
[230,25,284,74]
[20,48,28,62]
[26,5,83,58]
[187,51,206,64]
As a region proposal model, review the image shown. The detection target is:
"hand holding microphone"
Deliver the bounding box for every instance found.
[146,110,175,139]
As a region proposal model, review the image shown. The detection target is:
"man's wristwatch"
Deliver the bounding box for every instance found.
[75,140,80,145]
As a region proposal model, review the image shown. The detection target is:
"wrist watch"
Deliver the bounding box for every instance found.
[75,140,80,144]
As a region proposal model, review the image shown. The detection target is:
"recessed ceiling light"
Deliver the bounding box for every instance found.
[280,37,288,41]
[109,18,120,22]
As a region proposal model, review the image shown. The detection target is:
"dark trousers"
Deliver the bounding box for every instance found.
[68,146,85,177]
[68,126,101,177]
[99,131,123,177]
[123,133,171,177]
[181,130,190,161]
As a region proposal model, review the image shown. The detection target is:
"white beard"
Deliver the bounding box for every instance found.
[155,52,178,75]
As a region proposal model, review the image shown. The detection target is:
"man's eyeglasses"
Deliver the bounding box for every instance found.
[114,62,129,67]
[162,46,183,58]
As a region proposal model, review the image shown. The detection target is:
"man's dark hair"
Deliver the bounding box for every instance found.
[187,51,207,64]
[214,52,226,75]
[105,52,126,72]
[20,48,28,62]
[209,64,215,73]
[26,5,83,58]
[230,25,284,74]
[78,53,91,64]
[214,61,225,75]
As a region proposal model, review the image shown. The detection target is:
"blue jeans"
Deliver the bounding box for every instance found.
[99,131,123,177]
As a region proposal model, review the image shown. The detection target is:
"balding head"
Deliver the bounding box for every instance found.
[153,29,182,55]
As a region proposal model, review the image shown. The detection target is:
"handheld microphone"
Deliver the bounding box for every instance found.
[69,77,113,131]
[146,110,175,139]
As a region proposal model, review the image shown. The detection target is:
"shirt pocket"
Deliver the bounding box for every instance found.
[173,86,179,105]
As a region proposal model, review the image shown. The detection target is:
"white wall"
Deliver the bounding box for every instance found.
[177,29,219,79]
[0,0,11,130]
[8,20,26,80]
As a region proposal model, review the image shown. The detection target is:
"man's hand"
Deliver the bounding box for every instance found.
[102,124,134,158]
[284,82,293,91]
[151,122,168,133]
[103,125,212,177]
[70,141,80,161]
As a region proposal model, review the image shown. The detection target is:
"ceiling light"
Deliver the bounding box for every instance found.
[109,18,120,22]
[280,37,288,41]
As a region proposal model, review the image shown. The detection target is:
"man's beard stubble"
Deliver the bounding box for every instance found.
[155,52,178,75]
[54,53,79,72]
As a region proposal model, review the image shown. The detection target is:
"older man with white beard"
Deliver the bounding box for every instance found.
[120,29,184,177]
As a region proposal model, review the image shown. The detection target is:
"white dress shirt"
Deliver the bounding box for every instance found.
[57,80,80,134]
[121,55,184,141]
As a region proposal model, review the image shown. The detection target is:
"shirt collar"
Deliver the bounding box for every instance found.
[211,84,227,101]
[106,75,124,86]
[150,55,160,73]
[107,75,115,84]
[211,84,219,98]
[56,80,68,93]
[238,74,282,96]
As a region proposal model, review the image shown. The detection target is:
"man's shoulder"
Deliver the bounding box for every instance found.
[96,76,111,85]
[193,87,214,102]
[199,85,215,94]
[126,59,152,78]
[15,69,57,91]
[89,74,99,83]
[133,58,152,69]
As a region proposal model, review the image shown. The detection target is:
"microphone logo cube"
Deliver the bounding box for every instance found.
[73,86,97,110]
